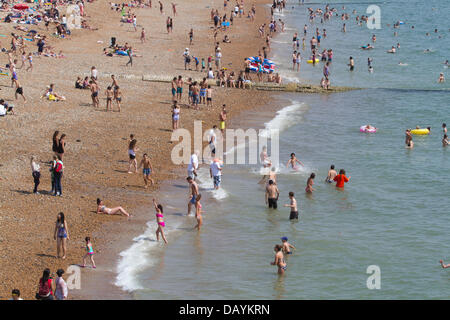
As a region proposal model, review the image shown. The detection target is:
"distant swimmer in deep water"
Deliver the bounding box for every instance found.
[387,46,396,53]
[405,129,414,149]
[361,44,374,50]
[286,153,304,170]
[440,260,450,268]
[442,134,449,147]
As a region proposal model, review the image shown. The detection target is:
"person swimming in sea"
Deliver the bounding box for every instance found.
[305,173,315,193]
[286,153,304,170]
[324,166,336,184]
[281,237,296,255]
[271,244,287,275]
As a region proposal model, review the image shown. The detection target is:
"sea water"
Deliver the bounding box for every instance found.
[116,0,450,299]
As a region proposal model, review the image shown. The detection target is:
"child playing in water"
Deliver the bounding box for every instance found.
[281,237,296,255]
[153,199,168,244]
[286,153,304,170]
[81,237,96,268]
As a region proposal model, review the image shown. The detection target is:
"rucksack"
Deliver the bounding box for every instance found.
[54,161,63,173]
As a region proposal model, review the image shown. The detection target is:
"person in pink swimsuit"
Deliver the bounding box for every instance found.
[153,199,168,244]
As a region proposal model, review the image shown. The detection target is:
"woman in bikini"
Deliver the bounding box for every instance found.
[271,244,287,275]
[153,199,168,244]
[96,198,131,218]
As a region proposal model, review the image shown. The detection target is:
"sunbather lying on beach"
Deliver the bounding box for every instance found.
[96,198,131,219]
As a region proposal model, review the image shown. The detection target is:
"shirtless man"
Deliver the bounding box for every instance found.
[284,191,298,220]
[138,153,154,188]
[105,86,114,111]
[265,179,280,209]
[200,78,208,104]
[90,79,99,108]
[219,104,227,134]
[191,81,200,109]
[114,86,122,112]
[176,75,183,101]
[187,176,199,215]
[325,164,337,183]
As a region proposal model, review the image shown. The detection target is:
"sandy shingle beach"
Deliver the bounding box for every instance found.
[0,0,276,299]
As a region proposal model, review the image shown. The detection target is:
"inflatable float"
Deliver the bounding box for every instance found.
[360,125,377,133]
[307,59,320,64]
[13,4,29,10]
[411,128,429,135]
[246,56,275,73]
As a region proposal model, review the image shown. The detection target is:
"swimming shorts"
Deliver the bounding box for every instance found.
[213,175,221,187]
[220,121,225,130]
[268,198,278,209]
[177,87,182,94]
[200,88,206,97]
[192,94,199,104]
[16,87,23,95]
[92,91,98,97]
[143,168,151,175]
[129,153,136,160]
[190,195,196,204]
[207,97,212,102]
[289,211,298,220]
[172,88,176,96]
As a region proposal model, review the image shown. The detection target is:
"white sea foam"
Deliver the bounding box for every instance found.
[196,167,228,200]
[259,101,307,138]
[115,219,179,292]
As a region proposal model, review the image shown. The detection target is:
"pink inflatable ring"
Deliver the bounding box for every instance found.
[360,125,377,133]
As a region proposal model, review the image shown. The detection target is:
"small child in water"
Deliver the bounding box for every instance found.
[81,237,96,268]
[281,237,296,255]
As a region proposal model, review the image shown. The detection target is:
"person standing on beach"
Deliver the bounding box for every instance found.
[153,199,168,244]
[176,75,184,100]
[219,104,227,134]
[208,125,218,157]
[284,191,298,220]
[266,179,280,209]
[105,86,114,111]
[172,3,177,16]
[54,269,68,300]
[210,158,223,189]
[189,28,193,45]
[114,86,122,112]
[334,169,350,189]
[57,134,66,161]
[126,46,133,67]
[271,244,287,275]
[54,212,69,259]
[26,52,33,72]
[36,269,54,300]
[90,79,100,108]
[31,156,40,194]
[53,155,63,196]
[172,100,180,130]
[14,80,26,102]
[128,134,138,173]
[138,153,154,188]
[141,28,146,43]
[187,176,199,215]
[82,237,96,268]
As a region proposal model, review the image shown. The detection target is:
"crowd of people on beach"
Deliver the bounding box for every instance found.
[2,0,450,300]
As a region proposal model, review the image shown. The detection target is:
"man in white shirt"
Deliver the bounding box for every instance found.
[210,158,223,189]
[187,150,199,179]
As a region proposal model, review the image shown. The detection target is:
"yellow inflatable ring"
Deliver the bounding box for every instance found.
[410,129,430,135]
[307,59,320,64]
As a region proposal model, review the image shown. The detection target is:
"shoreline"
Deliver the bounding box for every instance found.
[0,0,281,300]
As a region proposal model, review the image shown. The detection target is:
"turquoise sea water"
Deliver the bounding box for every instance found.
[116,0,450,299]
